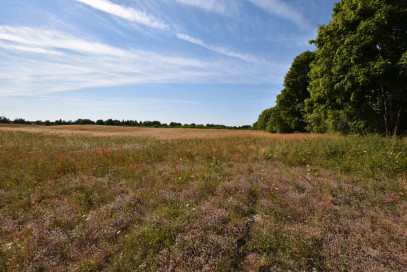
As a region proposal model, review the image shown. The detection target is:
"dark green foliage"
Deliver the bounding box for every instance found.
[75,119,95,125]
[96,119,105,125]
[55,119,65,125]
[253,108,273,131]
[13,118,30,124]
[254,51,315,133]
[255,0,407,136]
[306,0,407,135]
[142,120,162,127]
[266,106,292,133]
[205,123,227,129]
[2,116,251,130]
[0,116,10,123]
[268,51,315,133]
[104,119,121,126]
[121,120,140,126]
[169,122,182,127]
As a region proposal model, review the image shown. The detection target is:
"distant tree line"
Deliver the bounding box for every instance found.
[0,116,251,130]
[254,0,407,136]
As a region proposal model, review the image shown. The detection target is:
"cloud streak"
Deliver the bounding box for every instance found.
[0,26,210,68]
[176,33,259,63]
[175,0,239,15]
[0,40,63,56]
[73,1,256,64]
[0,26,286,97]
[0,25,129,56]
[74,0,168,29]
[246,0,309,30]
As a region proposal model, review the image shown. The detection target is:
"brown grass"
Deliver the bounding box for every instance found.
[0,126,406,271]
[0,124,339,140]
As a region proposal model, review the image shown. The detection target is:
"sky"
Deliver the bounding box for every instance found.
[0,0,337,126]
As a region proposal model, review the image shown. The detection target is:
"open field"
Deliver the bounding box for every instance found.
[0,124,336,140]
[1,125,407,271]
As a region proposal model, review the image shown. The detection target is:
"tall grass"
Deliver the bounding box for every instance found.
[260,134,407,176]
[0,130,406,271]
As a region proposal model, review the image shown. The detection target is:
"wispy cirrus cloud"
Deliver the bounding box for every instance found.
[0,26,209,68]
[0,40,63,56]
[0,25,129,56]
[0,25,223,67]
[73,0,257,64]
[175,0,239,15]
[0,25,209,96]
[0,25,286,97]
[74,0,168,29]
[176,33,259,63]
[246,0,309,30]
[0,22,261,67]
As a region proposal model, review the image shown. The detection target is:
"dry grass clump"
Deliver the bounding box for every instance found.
[0,127,406,271]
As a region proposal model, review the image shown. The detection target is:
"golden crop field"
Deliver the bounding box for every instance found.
[0,124,406,271]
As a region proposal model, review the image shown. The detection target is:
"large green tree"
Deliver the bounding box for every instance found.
[306,0,407,135]
[253,107,273,131]
[267,51,315,133]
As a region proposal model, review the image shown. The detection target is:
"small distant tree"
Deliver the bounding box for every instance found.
[239,125,252,130]
[142,121,161,127]
[169,122,182,127]
[121,120,138,126]
[0,116,10,123]
[190,123,197,128]
[104,119,115,126]
[13,118,29,124]
[77,119,95,125]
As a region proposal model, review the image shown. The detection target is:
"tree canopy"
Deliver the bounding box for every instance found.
[253,108,273,131]
[255,0,407,136]
[254,51,315,133]
[306,0,407,135]
[269,51,315,133]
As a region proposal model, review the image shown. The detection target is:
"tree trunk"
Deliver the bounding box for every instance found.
[382,91,393,136]
[381,86,402,136]
[393,102,405,136]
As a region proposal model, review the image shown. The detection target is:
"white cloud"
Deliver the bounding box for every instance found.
[36,95,107,104]
[175,0,239,15]
[246,0,309,30]
[0,26,210,96]
[0,26,211,68]
[0,26,128,56]
[0,26,219,69]
[74,0,168,29]
[176,33,259,63]
[0,41,64,56]
[0,25,287,97]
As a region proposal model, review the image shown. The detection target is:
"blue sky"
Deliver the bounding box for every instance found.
[0,0,337,126]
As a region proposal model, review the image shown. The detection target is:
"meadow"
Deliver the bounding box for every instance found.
[0,125,407,271]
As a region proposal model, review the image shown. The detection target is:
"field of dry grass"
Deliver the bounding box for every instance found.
[1,124,407,271]
[0,124,337,140]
